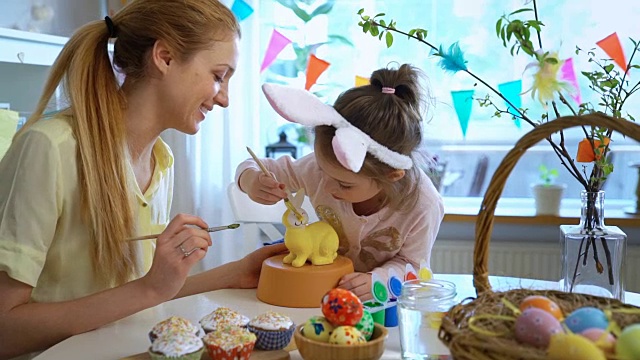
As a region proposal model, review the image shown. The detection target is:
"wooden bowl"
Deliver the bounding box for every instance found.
[294,323,388,360]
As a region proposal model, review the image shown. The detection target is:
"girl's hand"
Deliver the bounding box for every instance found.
[239,169,287,205]
[231,243,288,288]
[338,272,373,302]
[140,214,212,301]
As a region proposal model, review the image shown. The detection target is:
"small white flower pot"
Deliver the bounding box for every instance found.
[532,183,566,216]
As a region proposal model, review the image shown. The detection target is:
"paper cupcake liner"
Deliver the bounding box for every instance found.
[247,324,295,350]
[204,341,255,360]
[202,324,248,334]
[148,347,204,360]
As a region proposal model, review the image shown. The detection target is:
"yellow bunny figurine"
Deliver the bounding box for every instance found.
[282,189,339,267]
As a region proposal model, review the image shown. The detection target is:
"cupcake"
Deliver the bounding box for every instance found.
[149,316,200,343]
[148,329,204,360]
[247,311,295,350]
[199,307,250,333]
[203,326,257,360]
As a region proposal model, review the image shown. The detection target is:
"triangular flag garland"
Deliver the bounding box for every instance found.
[305,54,330,90]
[596,32,627,73]
[260,29,292,73]
[559,58,582,105]
[497,80,522,128]
[231,0,253,21]
[450,90,475,137]
[355,75,369,87]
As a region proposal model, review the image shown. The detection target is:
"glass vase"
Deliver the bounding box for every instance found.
[560,190,627,300]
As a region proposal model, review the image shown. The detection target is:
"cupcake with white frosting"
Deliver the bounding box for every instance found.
[247,311,295,350]
[199,307,250,333]
[148,329,204,360]
[203,326,257,360]
[148,316,200,343]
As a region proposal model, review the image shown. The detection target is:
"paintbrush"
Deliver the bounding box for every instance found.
[245,146,304,220]
[126,223,240,241]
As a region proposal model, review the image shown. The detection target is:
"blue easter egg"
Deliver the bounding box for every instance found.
[564,307,608,334]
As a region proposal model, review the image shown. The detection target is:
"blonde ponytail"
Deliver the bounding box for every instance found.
[17,21,137,286]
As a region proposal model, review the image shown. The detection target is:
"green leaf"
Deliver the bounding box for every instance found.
[357,8,364,15]
[374,12,385,18]
[408,29,417,38]
[310,0,335,18]
[386,31,394,48]
[604,64,615,73]
[370,25,379,36]
[496,18,503,37]
[362,21,370,33]
[379,19,386,27]
[509,8,532,15]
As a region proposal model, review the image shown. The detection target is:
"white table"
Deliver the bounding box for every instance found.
[35,274,640,360]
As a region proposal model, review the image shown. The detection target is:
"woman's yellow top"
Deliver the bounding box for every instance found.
[0,116,174,303]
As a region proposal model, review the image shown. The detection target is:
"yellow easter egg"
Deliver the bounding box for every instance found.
[547,333,606,360]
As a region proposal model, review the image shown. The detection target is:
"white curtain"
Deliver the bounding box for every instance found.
[162,0,263,271]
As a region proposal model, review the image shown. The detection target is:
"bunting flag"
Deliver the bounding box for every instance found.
[260,29,292,73]
[355,75,369,87]
[560,58,582,105]
[305,54,330,90]
[497,80,522,128]
[596,32,627,72]
[231,0,253,21]
[450,90,475,137]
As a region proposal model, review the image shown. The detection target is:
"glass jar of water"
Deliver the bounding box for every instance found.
[398,279,457,360]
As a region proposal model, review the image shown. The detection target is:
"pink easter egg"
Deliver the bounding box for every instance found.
[580,328,616,353]
[515,308,564,348]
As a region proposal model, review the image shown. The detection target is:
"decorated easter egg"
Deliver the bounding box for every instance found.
[579,328,616,354]
[564,307,608,334]
[519,295,563,320]
[321,288,364,326]
[355,310,374,341]
[328,326,367,345]
[515,308,564,348]
[302,316,334,342]
[547,333,606,360]
[616,323,640,360]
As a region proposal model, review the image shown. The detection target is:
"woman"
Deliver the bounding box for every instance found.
[0,1,283,359]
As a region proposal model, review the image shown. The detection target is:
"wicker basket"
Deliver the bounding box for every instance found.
[438,114,640,359]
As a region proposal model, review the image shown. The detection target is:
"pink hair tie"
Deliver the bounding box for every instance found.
[381,87,395,94]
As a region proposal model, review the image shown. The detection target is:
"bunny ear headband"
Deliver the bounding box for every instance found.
[261,83,413,173]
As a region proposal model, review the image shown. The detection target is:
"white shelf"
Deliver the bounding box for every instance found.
[0,27,67,66]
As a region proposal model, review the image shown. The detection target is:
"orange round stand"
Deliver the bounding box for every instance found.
[256,254,354,308]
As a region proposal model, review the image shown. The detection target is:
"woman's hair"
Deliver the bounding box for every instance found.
[15,0,240,287]
[315,64,429,213]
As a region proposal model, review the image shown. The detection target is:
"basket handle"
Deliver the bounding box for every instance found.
[473,114,640,295]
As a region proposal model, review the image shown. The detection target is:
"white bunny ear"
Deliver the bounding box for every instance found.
[292,188,306,208]
[262,83,343,127]
[332,127,368,172]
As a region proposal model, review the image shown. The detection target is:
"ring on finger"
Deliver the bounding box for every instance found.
[178,244,198,257]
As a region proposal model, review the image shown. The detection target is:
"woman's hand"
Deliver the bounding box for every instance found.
[231,243,288,288]
[238,169,287,205]
[140,213,212,302]
[338,272,373,302]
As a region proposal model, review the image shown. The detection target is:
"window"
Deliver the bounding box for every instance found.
[258,0,640,200]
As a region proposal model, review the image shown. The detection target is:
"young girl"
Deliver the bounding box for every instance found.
[0,1,285,359]
[236,64,444,301]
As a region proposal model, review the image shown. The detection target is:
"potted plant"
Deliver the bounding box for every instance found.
[531,164,565,215]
